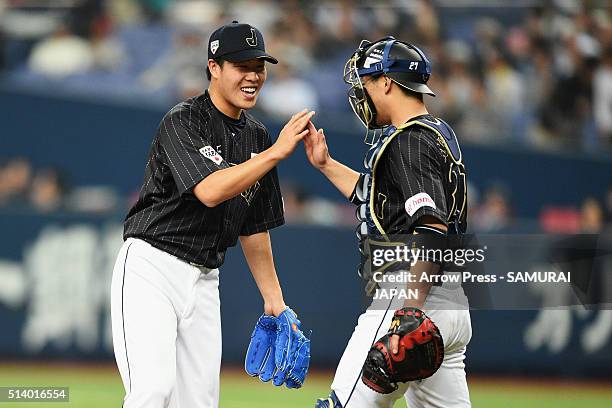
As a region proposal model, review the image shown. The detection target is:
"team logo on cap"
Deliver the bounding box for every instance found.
[210,40,219,54]
[246,28,257,47]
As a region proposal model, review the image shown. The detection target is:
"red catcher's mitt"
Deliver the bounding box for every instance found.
[362,307,444,394]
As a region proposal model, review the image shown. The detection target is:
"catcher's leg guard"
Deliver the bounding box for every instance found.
[315,391,343,408]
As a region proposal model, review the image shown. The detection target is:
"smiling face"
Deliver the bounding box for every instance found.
[208,58,267,117]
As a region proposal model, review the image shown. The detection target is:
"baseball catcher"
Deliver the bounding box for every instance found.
[306,36,472,408]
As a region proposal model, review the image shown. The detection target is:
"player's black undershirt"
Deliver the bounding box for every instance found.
[124,90,285,268]
[212,101,247,139]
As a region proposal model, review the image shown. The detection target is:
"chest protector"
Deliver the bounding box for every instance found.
[355,116,464,244]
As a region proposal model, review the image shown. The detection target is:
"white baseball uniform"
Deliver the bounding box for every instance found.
[330,278,472,408]
[112,89,285,407]
[110,238,221,408]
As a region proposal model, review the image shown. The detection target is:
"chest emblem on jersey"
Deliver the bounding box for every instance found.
[228,162,260,205]
[405,192,436,217]
[199,146,223,165]
[241,182,260,205]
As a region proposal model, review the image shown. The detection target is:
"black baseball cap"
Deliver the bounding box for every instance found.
[208,20,278,64]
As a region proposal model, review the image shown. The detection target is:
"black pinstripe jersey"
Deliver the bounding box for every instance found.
[124,90,284,268]
[367,114,467,235]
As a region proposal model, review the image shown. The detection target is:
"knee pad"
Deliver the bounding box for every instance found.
[315,391,343,408]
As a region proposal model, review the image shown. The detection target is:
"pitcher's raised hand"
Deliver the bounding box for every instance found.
[271,110,316,160]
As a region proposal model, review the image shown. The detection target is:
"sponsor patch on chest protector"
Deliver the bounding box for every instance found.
[405,192,436,216]
[199,146,223,165]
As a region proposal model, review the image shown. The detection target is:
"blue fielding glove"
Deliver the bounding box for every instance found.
[273,308,311,388]
[245,314,277,382]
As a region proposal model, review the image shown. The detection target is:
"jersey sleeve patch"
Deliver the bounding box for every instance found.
[405,192,436,216]
[199,145,223,165]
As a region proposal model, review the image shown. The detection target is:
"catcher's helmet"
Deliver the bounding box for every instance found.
[344,36,435,133]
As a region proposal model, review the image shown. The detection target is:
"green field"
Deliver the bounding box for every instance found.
[0,364,611,407]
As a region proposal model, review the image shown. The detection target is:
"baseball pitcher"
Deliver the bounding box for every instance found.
[110,21,311,408]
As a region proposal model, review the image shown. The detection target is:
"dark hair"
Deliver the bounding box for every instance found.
[206,59,225,81]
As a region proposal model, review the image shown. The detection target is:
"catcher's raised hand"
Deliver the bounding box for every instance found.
[362,307,444,394]
[271,109,316,160]
[304,120,330,169]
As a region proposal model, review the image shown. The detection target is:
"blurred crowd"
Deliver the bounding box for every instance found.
[0,0,611,152]
[1,0,611,232]
[0,157,121,213]
[0,157,66,212]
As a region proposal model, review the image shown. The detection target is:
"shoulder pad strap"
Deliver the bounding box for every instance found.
[411,117,462,163]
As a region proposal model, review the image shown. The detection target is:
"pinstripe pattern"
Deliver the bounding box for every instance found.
[124,91,284,268]
[372,115,467,234]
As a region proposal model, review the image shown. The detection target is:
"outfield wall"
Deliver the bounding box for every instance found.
[0,212,611,378]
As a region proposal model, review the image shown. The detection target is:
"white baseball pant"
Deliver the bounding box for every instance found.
[331,282,472,408]
[110,238,221,408]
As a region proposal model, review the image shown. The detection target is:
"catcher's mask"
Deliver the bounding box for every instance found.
[344,36,435,144]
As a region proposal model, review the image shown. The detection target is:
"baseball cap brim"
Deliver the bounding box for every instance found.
[222,49,278,64]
